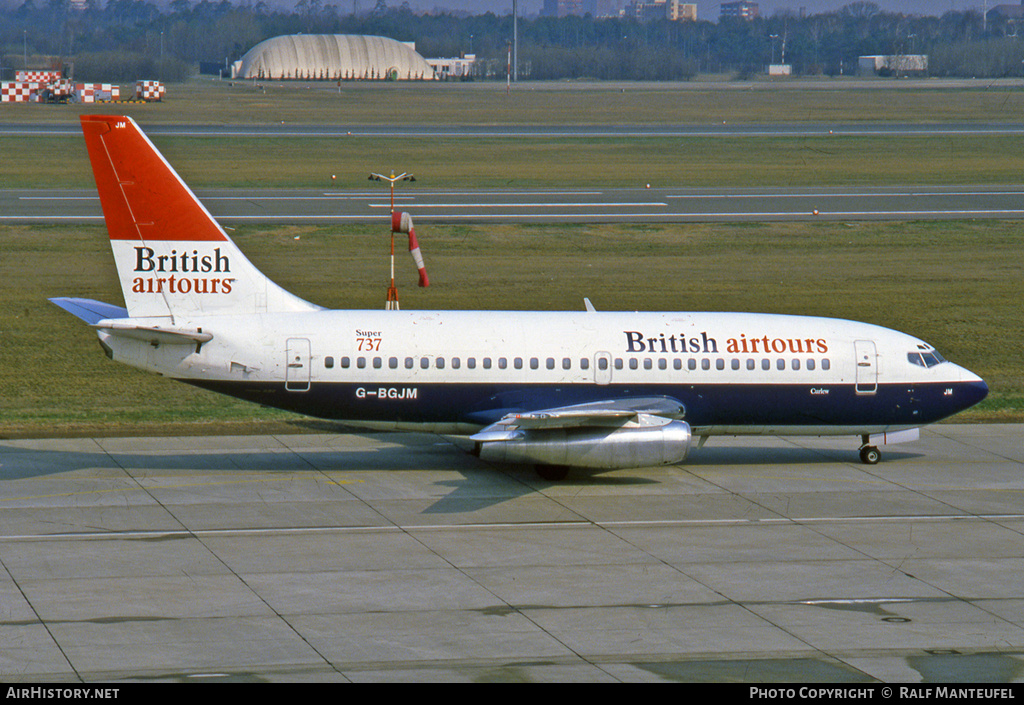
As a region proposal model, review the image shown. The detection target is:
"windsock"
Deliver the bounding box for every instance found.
[391,211,429,287]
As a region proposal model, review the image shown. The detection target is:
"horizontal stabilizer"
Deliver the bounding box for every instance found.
[50,297,129,324]
[93,321,213,346]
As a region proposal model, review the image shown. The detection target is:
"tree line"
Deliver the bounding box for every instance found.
[2,0,1023,82]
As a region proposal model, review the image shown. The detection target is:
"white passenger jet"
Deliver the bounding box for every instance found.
[52,115,988,479]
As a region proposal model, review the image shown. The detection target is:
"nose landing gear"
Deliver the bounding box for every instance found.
[859,435,881,465]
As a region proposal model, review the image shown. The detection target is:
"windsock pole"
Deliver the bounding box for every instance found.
[369,170,416,310]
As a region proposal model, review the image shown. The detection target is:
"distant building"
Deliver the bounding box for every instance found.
[541,0,619,16]
[720,1,758,19]
[626,0,698,21]
[988,1,1024,21]
[425,54,477,79]
[858,55,928,76]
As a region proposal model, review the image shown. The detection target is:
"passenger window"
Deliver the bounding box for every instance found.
[747,359,755,371]
[514,358,523,370]
[547,358,556,370]
[822,359,831,370]
[498,358,507,369]
[420,357,429,369]
[777,359,785,371]
[405,357,414,369]
[688,359,697,371]
[562,358,571,370]
[701,359,710,371]
[436,357,445,369]
[357,357,366,369]
[731,359,740,370]
[467,357,476,369]
[341,356,350,369]
[716,359,725,371]
[629,358,639,370]
[762,359,770,371]
[615,358,624,370]
[658,358,667,370]
[807,359,815,371]
[673,359,682,370]
[581,358,590,370]
[792,359,800,370]
[598,357,608,370]
[452,357,460,369]
[325,356,334,369]
[389,357,398,369]
[373,357,382,369]
[483,358,492,369]
[644,359,653,370]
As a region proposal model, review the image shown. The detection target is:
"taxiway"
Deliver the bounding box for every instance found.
[1,424,1022,682]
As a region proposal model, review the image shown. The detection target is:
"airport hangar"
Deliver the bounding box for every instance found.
[230,34,437,81]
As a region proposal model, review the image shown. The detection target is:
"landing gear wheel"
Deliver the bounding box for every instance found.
[859,445,881,465]
[535,464,570,481]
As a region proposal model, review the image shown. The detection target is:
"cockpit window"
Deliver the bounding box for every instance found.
[908,350,946,368]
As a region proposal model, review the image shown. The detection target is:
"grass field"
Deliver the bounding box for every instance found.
[1,219,1020,437]
[1,78,1022,435]
[6,133,1024,190]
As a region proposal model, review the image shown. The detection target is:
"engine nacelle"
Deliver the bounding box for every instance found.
[475,420,692,469]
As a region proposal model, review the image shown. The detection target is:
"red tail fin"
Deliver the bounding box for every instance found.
[81,115,226,243]
[81,116,319,318]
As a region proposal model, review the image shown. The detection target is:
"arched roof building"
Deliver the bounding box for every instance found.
[231,35,436,81]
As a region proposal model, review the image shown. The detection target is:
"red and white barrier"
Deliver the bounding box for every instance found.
[75,83,121,103]
[1,82,40,102]
[135,80,165,101]
[16,70,60,83]
[391,211,429,287]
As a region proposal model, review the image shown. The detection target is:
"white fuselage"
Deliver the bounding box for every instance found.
[99,308,987,437]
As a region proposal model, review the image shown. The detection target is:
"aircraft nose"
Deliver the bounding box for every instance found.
[957,366,989,410]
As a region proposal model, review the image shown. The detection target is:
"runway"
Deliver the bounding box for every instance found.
[6,122,1024,138]
[5,185,1024,224]
[2,424,1022,682]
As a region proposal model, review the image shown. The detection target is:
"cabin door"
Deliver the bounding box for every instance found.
[286,338,311,392]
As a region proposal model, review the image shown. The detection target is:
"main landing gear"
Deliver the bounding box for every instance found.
[859,436,881,465]
[535,464,570,481]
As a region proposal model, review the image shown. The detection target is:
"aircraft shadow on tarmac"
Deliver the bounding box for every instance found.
[1,433,924,522]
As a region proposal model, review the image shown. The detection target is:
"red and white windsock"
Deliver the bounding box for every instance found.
[392,211,429,287]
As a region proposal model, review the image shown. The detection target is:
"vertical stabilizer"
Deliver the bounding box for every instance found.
[80,115,319,319]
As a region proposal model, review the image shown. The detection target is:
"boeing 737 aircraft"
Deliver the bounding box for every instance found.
[52,115,988,479]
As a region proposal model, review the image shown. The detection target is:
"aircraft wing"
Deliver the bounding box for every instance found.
[470,396,685,442]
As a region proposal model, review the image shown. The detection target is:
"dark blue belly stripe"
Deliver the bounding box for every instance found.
[184,379,988,430]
